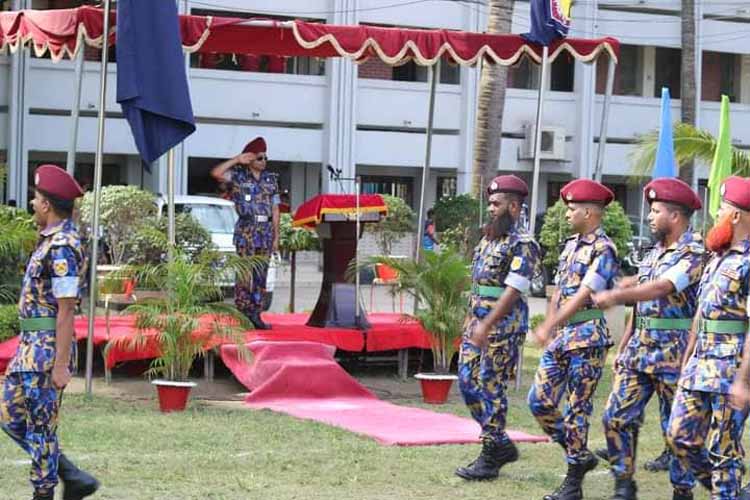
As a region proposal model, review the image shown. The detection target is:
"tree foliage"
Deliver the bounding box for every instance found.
[0,207,37,304]
[433,194,482,260]
[538,200,633,268]
[124,214,214,265]
[278,213,319,253]
[364,195,415,255]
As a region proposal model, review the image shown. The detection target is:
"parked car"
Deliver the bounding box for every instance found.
[155,195,275,311]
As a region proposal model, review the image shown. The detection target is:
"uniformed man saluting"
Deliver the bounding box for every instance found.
[0,165,99,500]
[667,176,750,499]
[211,137,280,330]
[593,178,703,500]
[528,178,619,500]
[455,175,540,481]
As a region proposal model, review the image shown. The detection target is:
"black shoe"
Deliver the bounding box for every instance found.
[672,488,693,500]
[595,447,609,462]
[611,477,637,500]
[58,454,100,500]
[739,483,750,500]
[455,440,518,481]
[643,448,672,472]
[32,491,54,500]
[543,452,598,500]
[248,312,271,330]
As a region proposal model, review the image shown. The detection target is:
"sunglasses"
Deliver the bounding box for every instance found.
[255,155,267,162]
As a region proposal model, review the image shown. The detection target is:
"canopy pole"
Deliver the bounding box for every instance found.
[414,60,439,266]
[66,47,84,175]
[518,45,549,392]
[594,57,615,182]
[85,0,112,398]
[355,175,361,323]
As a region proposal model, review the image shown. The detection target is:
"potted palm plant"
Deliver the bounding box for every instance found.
[109,250,260,412]
[365,249,470,404]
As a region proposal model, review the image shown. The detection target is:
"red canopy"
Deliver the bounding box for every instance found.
[0,6,619,66]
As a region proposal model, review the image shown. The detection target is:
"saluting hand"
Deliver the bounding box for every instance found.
[236,152,256,166]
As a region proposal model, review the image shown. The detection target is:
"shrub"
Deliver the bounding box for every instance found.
[78,186,156,265]
[433,194,483,260]
[538,200,633,269]
[0,207,37,304]
[364,195,415,255]
[124,213,214,265]
[530,313,545,331]
[0,304,19,342]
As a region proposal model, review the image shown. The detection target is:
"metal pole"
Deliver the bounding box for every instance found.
[414,61,439,266]
[167,149,176,250]
[594,57,616,182]
[527,46,549,239]
[355,176,361,323]
[85,0,112,397]
[66,48,84,175]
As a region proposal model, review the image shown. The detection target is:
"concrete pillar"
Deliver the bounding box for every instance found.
[571,0,597,180]
[642,46,656,98]
[740,55,750,105]
[6,0,31,207]
[322,0,358,194]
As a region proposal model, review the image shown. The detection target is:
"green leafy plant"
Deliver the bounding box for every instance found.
[124,213,214,265]
[278,213,319,313]
[630,122,750,181]
[364,195,415,255]
[530,313,545,331]
[78,186,156,266]
[364,249,470,374]
[0,304,20,342]
[0,207,37,304]
[433,194,483,259]
[109,250,263,381]
[539,200,633,269]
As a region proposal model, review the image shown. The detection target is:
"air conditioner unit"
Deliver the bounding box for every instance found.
[519,124,566,160]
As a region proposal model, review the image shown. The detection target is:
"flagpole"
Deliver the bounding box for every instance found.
[167,148,176,252]
[520,45,549,392]
[66,47,84,175]
[85,0,112,398]
[594,57,615,182]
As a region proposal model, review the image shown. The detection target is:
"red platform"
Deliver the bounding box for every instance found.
[0,312,431,373]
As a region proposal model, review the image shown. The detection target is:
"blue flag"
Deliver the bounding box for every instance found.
[116,0,195,164]
[522,0,572,46]
[652,87,677,178]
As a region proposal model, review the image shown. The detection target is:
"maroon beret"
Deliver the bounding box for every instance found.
[242,137,267,155]
[721,176,750,211]
[34,164,84,201]
[487,175,529,197]
[644,177,702,210]
[560,179,614,206]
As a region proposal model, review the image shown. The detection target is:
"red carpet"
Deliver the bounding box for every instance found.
[221,341,548,447]
[0,313,431,371]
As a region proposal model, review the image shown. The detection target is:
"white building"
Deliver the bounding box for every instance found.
[2,0,750,222]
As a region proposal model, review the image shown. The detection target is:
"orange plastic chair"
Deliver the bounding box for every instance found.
[370,263,404,313]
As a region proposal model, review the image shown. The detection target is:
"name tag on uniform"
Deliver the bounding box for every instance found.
[576,246,593,263]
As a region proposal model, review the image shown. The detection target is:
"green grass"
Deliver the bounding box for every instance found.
[0,346,710,500]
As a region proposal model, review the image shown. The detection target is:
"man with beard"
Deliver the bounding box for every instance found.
[211,137,280,330]
[591,178,703,500]
[0,165,100,500]
[454,175,540,481]
[666,176,750,499]
[528,178,619,500]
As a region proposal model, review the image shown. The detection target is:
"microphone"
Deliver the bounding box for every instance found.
[326,164,337,179]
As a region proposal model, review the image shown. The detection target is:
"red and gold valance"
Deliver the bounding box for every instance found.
[293,194,388,228]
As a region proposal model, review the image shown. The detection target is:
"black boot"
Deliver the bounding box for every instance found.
[248,312,271,330]
[58,454,100,500]
[32,490,54,500]
[543,453,598,500]
[643,448,672,472]
[611,477,637,500]
[672,488,693,500]
[455,440,518,481]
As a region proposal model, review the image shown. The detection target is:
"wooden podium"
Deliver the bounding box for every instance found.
[292,194,387,329]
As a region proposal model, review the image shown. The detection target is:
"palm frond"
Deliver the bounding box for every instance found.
[630,122,750,181]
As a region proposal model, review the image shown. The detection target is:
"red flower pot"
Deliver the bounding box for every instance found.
[152,380,197,413]
[414,373,457,404]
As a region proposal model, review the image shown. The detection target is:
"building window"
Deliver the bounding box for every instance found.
[550,56,575,92]
[508,56,574,92]
[509,58,539,90]
[390,60,460,84]
[437,177,457,199]
[597,45,643,96]
[654,47,681,99]
[361,176,414,207]
[702,52,740,103]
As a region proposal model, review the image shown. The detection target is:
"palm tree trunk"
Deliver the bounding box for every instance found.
[471,0,513,197]
[680,0,696,186]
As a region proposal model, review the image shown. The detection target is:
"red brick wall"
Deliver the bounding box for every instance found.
[358,58,392,80]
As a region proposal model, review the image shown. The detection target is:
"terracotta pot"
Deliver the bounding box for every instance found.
[414,373,457,404]
[152,380,197,413]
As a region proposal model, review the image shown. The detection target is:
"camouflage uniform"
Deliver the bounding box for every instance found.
[227,167,279,318]
[459,225,540,446]
[528,227,618,464]
[602,230,704,492]
[667,238,750,500]
[0,219,83,493]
